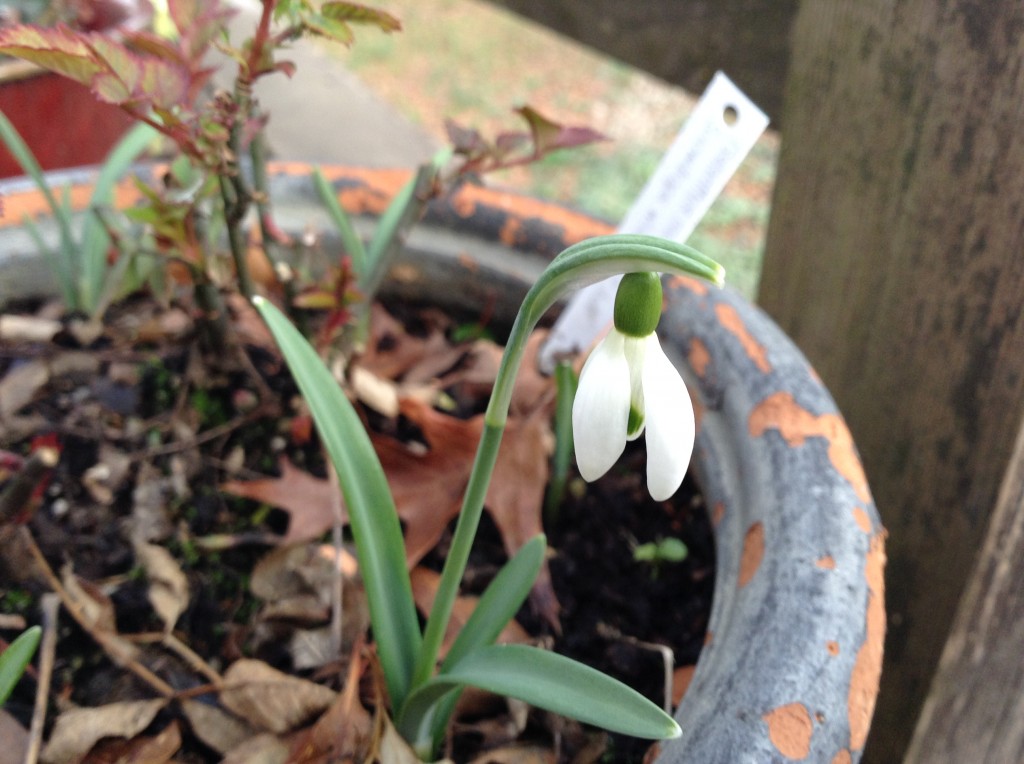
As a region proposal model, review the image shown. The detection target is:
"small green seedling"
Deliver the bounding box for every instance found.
[634,537,689,579]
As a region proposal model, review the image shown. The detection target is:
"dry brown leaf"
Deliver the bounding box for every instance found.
[409,567,531,659]
[60,567,118,635]
[358,303,462,383]
[372,397,481,564]
[350,365,400,417]
[374,397,559,624]
[221,458,342,545]
[40,698,168,764]
[220,732,292,764]
[0,313,61,342]
[0,358,49,418]
[221,394,558,624]
[442,330,553,416]
[134,541,190,633]
[374,715,456,764]
[287,650,373,763]
[220,659,337,734]
[0,710,29,764]
[130,462,174,543]
[85,719,181,763]
[180,699,257,755]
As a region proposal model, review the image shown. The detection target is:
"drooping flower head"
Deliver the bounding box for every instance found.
[571,272,695,501]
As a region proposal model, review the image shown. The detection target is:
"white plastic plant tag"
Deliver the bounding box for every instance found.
[539,71,769,373]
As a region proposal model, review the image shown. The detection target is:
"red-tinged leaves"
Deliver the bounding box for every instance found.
[321,2,402,33]
[0,24,104,85]
[515,105,607,155]
[168,0,201,32]
[301,13,355,46]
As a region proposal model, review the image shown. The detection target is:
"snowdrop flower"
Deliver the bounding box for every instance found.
[572,272,695,501]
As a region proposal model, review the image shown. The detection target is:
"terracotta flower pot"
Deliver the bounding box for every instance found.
[0,60,136,178]
[0,162,886,762]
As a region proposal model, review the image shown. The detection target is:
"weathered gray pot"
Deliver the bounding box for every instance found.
[0,163,886,762]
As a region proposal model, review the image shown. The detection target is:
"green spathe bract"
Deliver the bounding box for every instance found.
[254,232,722,756]
[614,271,663,337]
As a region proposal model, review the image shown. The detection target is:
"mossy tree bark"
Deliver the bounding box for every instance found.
[758,1,1024,761]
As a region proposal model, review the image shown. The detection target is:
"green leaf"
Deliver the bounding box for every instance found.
[0,626,41,707]
[441,535,546,671]
[252,297,421,708]
[0,25,103,85]
[312,167,367,274]
[80,121,159,316]
[362,147,451,297]
[321,2,402,32]
[409,644,681,741]
[398,535,546,749]
[301,13,355,45]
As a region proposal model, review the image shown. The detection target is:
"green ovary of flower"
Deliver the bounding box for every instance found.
[572,273,695,501]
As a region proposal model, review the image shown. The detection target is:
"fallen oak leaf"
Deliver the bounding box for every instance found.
[220,403,559,624]
[380,398,560,628]
[221,458,343,546]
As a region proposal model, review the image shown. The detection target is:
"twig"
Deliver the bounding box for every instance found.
[25,593,59,764]
[130,407,269,461]
[123,632,223,687]
[21,528,176,698]
[0,447,58,525]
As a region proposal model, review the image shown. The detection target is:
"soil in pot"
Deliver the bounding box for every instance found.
[0,292,714,763]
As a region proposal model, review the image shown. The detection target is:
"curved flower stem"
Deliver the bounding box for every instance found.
[408,233,723,694]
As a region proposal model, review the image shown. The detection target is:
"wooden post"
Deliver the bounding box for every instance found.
[904,419,1024,762]
[757,1,1024,760]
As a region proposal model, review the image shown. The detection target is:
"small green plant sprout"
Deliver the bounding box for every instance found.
[0,626,41,707]
[0,113,157,319]
[255,233,724,758]
[633,537,689,580]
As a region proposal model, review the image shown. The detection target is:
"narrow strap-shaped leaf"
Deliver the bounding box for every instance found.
[441,534,546,671]
[0,626,41,706]
[253,297,421,707]
[397,535,546,748]
[407,644,681,741]
[362,147,453,297]
[312,166,367,275]
[80,122,159,314]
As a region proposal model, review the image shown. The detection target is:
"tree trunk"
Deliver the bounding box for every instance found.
[758,1,1024,761]
[904,419,1024,762]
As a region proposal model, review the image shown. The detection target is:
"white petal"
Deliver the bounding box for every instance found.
[572,330,631,482]
[621,336,647,441]
[641,334,695,501]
